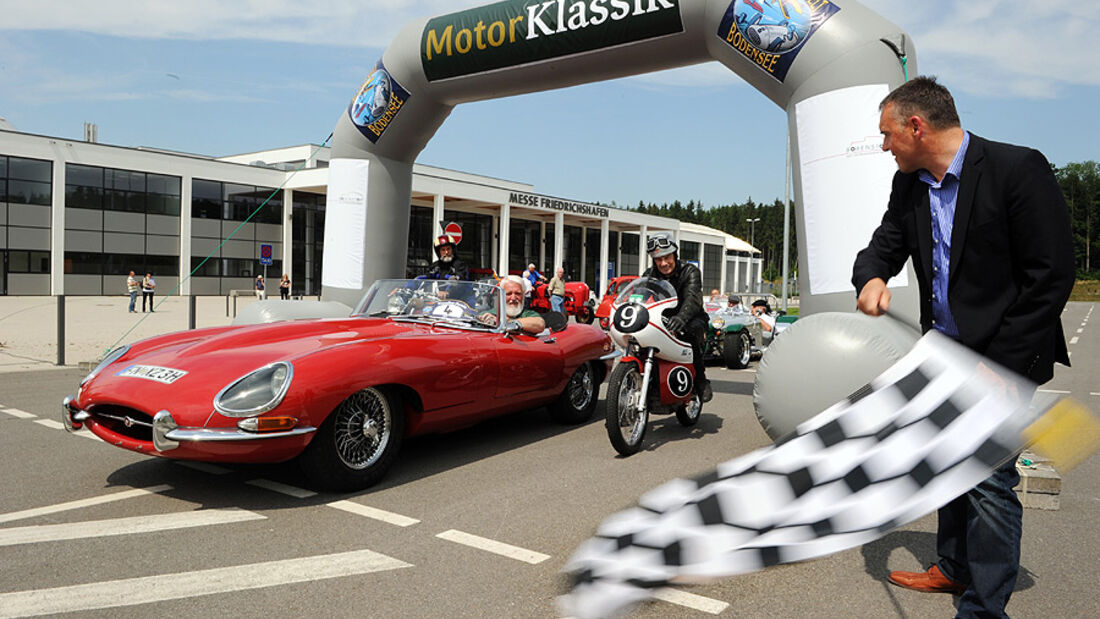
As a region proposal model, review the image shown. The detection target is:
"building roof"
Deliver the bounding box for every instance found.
[680,221,758,254]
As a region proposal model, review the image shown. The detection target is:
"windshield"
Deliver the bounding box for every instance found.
[614,277,677,305]
[354,279,502,328]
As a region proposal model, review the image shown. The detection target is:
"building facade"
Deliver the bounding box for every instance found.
[1,129,762,299]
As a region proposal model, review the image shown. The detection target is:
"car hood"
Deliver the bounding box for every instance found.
[78,317,446,404]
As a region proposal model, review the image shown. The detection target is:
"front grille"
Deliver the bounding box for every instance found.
[89,405,154,442]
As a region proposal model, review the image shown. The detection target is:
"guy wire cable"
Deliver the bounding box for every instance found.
[101,132,334,357]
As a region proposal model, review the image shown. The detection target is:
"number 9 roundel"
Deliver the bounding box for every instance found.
[612,303,648,334]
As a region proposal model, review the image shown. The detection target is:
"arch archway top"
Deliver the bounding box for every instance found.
[323,0,919,324]
[334,0,911,163]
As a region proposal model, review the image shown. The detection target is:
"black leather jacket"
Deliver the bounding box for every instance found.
[427,257,469,281]
[642,259,706,324]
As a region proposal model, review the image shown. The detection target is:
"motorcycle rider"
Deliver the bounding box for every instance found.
[642,231,712,403]
[427,233,469,280]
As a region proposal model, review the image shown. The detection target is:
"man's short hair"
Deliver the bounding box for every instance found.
[880,76,960,131]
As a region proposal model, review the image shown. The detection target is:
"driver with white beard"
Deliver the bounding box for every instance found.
[480,275,546,334]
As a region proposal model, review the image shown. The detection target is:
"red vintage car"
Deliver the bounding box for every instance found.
[529,280,595,323]
[595,275,638,330]
[63,279,616,491]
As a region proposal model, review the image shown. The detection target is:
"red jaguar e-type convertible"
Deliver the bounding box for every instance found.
[63,279,616,490]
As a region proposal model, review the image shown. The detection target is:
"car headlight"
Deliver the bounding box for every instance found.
[81,345,130,386]
[710,317,725,329]
[213,362,293,418]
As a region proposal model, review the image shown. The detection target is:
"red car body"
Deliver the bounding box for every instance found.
[63,279,615,490]
[595,276,638,330]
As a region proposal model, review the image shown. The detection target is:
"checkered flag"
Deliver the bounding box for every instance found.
[560,330,1051,618]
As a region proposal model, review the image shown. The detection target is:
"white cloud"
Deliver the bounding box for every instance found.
[865,0,1100,97]
[0,0,485,47]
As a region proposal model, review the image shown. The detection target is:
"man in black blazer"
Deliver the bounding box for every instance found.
[852,77,1074,618]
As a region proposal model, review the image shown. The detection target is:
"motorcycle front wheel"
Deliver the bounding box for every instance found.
[605,361,648,456]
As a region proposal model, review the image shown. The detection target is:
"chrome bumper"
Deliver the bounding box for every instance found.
[62,397,315,453]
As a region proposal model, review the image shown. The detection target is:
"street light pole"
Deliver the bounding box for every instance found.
[746,217,761,293]
[746,217,761,249]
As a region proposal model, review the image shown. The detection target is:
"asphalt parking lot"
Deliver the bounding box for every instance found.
[0,299,1096,617]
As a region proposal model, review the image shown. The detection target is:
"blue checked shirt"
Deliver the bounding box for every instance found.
[917,131,969,338]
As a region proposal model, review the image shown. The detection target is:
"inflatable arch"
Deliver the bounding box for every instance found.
[321,0,920,323]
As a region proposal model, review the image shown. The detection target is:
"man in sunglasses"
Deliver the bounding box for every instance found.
[643,231,712,402]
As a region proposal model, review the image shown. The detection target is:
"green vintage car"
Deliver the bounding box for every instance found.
[701,294,797,369]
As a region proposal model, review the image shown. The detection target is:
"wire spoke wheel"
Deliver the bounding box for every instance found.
[333,387,392,470]
[606,362,647,456]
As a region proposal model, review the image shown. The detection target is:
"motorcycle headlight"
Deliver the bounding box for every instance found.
[213,362,293,418]
[81,345,130,386]
[710,317,725,329]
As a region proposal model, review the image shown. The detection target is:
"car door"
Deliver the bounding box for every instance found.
[490,329,564,401]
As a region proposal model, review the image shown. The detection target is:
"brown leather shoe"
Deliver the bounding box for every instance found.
[887,565,968,594]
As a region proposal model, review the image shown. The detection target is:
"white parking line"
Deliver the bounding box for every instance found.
[652,587,730,615]
[33,419,66,431]
[245,479,316,498]
[0,508,264,547]
[175,461,233,475]
[0,407,36,419]
[436,529,550,564]
[327,500,420,527]
[1037,389,1071,394]
[1078,328,1084,333]
[1091,392,1100,397]
[0,549,411,618]
[1070,336,1079,345]
[0,485,173,525]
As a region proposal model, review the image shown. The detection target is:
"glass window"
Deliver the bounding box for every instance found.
[703,243,723,292]
[191,256,220,276]
[7,180,52,205]
[144,254,178,276]
[9,250,28,272]
[66,184,103,209]
[0,179,6,203]
[9,157,51,182]
[408,205,432,277]
[681,240,700,263]
[67,164,104,188]
[0,155,6,178]
[146,174,180,196]
[64,251,103,274]
[104,253,143,276]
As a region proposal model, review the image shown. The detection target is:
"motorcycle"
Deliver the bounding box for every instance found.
[604,277,702,456]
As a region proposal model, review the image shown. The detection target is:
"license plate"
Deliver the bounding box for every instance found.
[117,365,188,384]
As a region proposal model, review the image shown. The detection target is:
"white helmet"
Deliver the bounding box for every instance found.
[646,231,678,258]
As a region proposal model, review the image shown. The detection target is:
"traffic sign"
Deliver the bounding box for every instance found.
[260,244,274,266]
[443,221,463,244]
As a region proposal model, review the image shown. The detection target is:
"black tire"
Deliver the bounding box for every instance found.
[724,330,752,369]
[676,393,702,426]
[298,387,404,491]
[550,362,598,424]
[605,361,648,456]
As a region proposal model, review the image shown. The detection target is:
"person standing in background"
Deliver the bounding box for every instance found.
[141,272,156,312]
[548,266,566,314]
[126,271,139,313]
[279,274,291,300]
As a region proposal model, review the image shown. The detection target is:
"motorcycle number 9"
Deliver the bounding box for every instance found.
[667,366,693,398]
[612,303,649,334]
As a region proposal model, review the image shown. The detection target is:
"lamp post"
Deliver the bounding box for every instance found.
[745,217,761,249]
[746,217,761,293]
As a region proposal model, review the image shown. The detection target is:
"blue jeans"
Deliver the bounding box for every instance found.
[936,456,1022,618]
[550,294,564,313]
[128,291,137,312]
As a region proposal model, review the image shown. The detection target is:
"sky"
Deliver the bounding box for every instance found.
[1,0,1097,209]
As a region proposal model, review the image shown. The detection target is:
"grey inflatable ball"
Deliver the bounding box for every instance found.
[753,312,920,441]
